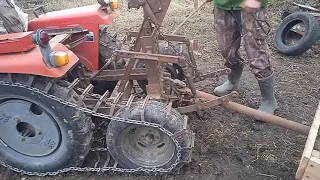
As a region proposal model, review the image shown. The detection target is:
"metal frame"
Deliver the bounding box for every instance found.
[54,0,236,118]
[42,0,315,139]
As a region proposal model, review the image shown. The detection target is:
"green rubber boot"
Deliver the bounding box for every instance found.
[213,63,244,96]
[257,74,278,114]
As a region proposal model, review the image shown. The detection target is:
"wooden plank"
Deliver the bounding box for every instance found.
[296,102,320,179]
[301,156,320,180]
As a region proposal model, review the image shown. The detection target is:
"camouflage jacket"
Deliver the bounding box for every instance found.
[213,0,268,10]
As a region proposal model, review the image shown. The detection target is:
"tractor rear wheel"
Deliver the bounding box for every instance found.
[106,101,193,173]
[0,74,93,173]
[92,28,125,95]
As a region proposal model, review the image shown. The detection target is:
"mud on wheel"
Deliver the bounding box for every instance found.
[0,74,93,173]
[106,101,194,173]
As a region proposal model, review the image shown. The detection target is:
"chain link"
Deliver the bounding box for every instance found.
[0,80,183,176]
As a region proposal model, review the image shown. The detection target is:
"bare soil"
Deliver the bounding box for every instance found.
[2,0,320,180]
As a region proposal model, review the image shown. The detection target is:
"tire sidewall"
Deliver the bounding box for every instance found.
[275,12,319,56]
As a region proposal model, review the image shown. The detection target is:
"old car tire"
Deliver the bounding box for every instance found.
[274,12,320,56]
[106,101,193,173]
[0,74,93,173]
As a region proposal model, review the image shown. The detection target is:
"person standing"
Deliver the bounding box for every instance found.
[207,0,277,114]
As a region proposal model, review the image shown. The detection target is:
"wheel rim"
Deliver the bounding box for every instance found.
[119,125,176,167]
[0,99,61,157]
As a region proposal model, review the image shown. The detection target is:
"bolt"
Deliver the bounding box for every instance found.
[20,137,25,141]
[90,123,96,130]
[14,118,21,124]
[36,129,42,135]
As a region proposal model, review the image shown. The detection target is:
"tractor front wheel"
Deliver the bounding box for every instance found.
[0,74,93,173]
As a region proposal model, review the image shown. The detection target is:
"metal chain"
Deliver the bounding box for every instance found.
[0,80,183,176]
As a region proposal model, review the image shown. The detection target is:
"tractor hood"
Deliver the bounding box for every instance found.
[28,3,117,30]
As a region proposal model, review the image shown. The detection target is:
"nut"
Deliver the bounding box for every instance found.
[14,118,21,123]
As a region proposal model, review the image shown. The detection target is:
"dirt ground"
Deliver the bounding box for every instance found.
[2,0,320,180]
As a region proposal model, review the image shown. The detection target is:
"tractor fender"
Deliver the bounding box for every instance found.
[0,43,79,78]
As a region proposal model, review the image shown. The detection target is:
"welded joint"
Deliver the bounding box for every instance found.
[93,90,110,112]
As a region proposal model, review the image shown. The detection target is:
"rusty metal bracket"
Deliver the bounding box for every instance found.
[78,84,94,105]
[90,57,115,81]
[175,91,239,114]
[93,90,109,113]
[127,31,190,43]
[109,92,123,116]
[68,78,80,89]
[126,94,135,108]
[115,50,181,63]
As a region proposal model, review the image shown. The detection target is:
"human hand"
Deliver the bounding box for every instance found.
[240,0,261,13]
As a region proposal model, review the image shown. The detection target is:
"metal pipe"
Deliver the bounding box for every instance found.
[194,90,311,136]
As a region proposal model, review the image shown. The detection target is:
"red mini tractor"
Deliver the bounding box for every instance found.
[0,0,313,177]
[0,0,234,175]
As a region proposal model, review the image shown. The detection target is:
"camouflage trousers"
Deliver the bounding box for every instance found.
[214,7,273,79]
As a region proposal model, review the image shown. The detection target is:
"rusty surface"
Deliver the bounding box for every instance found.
[191,89,311,135]
[59,0,312,145]
[175,91,238,114]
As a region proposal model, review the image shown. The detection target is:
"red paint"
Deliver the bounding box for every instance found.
[0,32,35,54]
[28,3,117,71]
[0,43,79,78]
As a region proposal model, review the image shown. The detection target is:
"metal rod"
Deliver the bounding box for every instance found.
[192,89,311,135]
[171,1,207,35]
